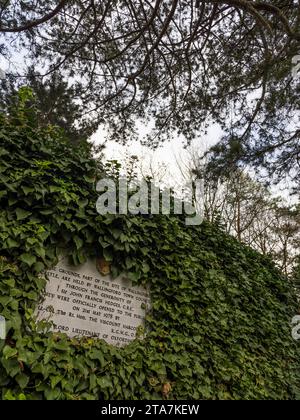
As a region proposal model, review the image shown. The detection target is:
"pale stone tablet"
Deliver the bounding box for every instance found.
[36,257,151,346]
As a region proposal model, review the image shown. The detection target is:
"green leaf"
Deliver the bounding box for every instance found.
[15,208,32,220]
[97,376,112,389]
[21,186,34,195]
[44,388,61,400]
[33,262,45,273]
[89,349,105,367]
[3,390,16,400]
[3,278,15,288]
[15,373,29,389]
[3,346,18,359]
[50,375,62,389]
[49,185,61,193]
[142,262,150,273]
[20,253,36,267]
[6,238,19,248]
[74,235,83,250]
[83,175,95,183]
[39,209,53,215]
[89,373,97,390]
[103,248,113,262]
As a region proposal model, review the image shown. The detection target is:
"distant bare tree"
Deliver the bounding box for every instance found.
[178,147,300,273]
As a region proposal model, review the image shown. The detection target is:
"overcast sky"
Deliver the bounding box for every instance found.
[90,121,223,188]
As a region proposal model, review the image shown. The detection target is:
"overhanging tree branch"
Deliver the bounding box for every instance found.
[0,0,69,33]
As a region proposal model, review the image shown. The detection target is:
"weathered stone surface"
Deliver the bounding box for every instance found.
[36,258,151,346]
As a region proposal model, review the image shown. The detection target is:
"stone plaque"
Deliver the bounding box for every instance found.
[0,315,5,340]
[36,258,151,346]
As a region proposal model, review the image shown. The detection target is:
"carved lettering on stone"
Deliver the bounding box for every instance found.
[36,258,151,346]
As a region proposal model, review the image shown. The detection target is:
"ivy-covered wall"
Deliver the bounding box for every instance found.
[0,91,299,400]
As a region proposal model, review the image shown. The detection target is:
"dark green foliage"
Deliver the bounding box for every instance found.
[0,95,299,400]
[0,70,98,144]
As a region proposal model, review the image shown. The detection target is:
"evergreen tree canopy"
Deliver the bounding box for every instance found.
[0,70,98,143]
[0,1,299,182]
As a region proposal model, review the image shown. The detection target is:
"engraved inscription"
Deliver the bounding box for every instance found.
[36,258,151,346]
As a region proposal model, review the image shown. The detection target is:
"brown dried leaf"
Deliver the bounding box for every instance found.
[96,257,111,276]
[162,382,172,397]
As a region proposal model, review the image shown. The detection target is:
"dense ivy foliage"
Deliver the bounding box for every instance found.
[0,92,300,400]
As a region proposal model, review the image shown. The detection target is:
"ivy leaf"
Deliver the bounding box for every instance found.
[142,262,150,273]
[15,208,32,220]
[50,375,62,389]
[44,388,61,400]
[103,248,113,262]
[89,349,105,367]
[3,346,18,359]
[74,235,83,250]
[21,186,34,195]
[6,238,19,248]
[89,374,97,390]
[83,175,95,183]
[49,185,61,193]
[15,373,29,389]
[3,278,15,288]
[97,376,112,389]
[20,253,36,267]
[3,390,16,400]
[33,262,45,273]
